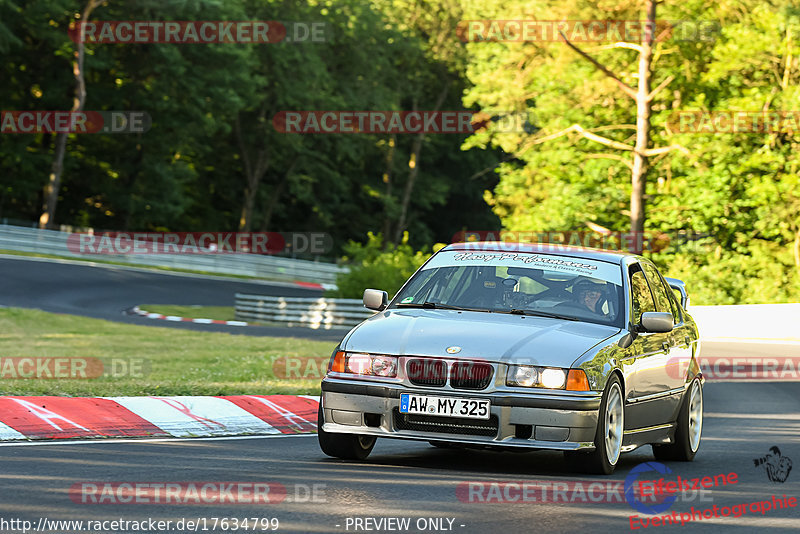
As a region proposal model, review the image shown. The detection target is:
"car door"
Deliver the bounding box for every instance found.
[648,264,694,391]
[625,263,674,426]
[639,262,684,393]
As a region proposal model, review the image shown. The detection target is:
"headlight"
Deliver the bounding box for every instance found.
[371,355,397,377]
[507,365,538,387]
[506,365,571,389]
[540,368,567,389]
[331,352,398,378]
[346,353,373,374]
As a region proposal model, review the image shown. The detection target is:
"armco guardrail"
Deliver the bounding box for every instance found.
[235,294,374,330]
[233,298,800,335]
[0,223,345,285]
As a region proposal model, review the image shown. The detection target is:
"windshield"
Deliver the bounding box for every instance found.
[391,250,624,327]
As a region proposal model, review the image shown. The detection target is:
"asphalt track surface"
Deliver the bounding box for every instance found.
[0,345,797,533]
[0,256,799,532]
[0,370,798,533]
[0,255,343,341]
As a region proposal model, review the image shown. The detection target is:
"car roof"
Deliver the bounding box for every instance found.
[442,241,637,265]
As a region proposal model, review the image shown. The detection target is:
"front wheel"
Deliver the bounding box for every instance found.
[317,405,376,460]
[565,374,624,475]
[653,378,703,461]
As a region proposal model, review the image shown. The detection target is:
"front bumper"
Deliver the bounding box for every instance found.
[321,379,601,451]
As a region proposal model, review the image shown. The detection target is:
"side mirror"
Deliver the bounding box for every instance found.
[363,289,388,311]
[640,312,674,333]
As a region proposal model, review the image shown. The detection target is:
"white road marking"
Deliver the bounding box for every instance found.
[8,398,91,432]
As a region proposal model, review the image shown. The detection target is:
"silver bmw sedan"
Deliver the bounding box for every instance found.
[318,242,703,475]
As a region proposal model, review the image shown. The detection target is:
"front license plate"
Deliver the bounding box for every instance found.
[399,394,490,420]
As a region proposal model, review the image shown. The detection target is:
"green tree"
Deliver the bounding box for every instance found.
[462,0,800,304]
[328,232,434,298]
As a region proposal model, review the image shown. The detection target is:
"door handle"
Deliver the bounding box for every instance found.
[662,342,670,353]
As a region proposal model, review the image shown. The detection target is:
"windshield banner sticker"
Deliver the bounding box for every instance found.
[424,250,621,283]
[454,252,596,269]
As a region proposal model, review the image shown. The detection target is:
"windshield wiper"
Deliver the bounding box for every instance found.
[395,301,437,309]
[502,309,580,321]
[395,301,490,312]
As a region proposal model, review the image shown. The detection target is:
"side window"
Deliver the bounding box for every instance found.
[659,275,682,324]
[641,263,673,316]
[629,266,656,324]
[669,286,683,307]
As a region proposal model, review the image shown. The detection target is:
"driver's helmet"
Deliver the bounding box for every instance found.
[572,278,608,304]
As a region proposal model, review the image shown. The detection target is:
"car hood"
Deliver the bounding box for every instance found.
[342,308,620,368]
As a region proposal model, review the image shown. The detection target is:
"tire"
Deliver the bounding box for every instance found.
[317,405,376,460]
[653,378,703,462]
[565,374,624,475]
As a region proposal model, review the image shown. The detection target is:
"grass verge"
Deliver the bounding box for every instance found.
[0,307,333,396]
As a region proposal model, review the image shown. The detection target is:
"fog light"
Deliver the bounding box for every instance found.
[540,368,566,389]
[508,365,538,387]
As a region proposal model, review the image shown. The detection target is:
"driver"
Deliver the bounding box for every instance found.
[572,279,607,314]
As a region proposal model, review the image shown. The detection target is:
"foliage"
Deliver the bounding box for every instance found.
[328,232,435,298]
[3,0,800,305]
[0,0,500,252]
[462,0,800,304]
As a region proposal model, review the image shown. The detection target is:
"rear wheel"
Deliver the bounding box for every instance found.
[317,405,376,460]
[653,378,703,461]
[565,374,624,475]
